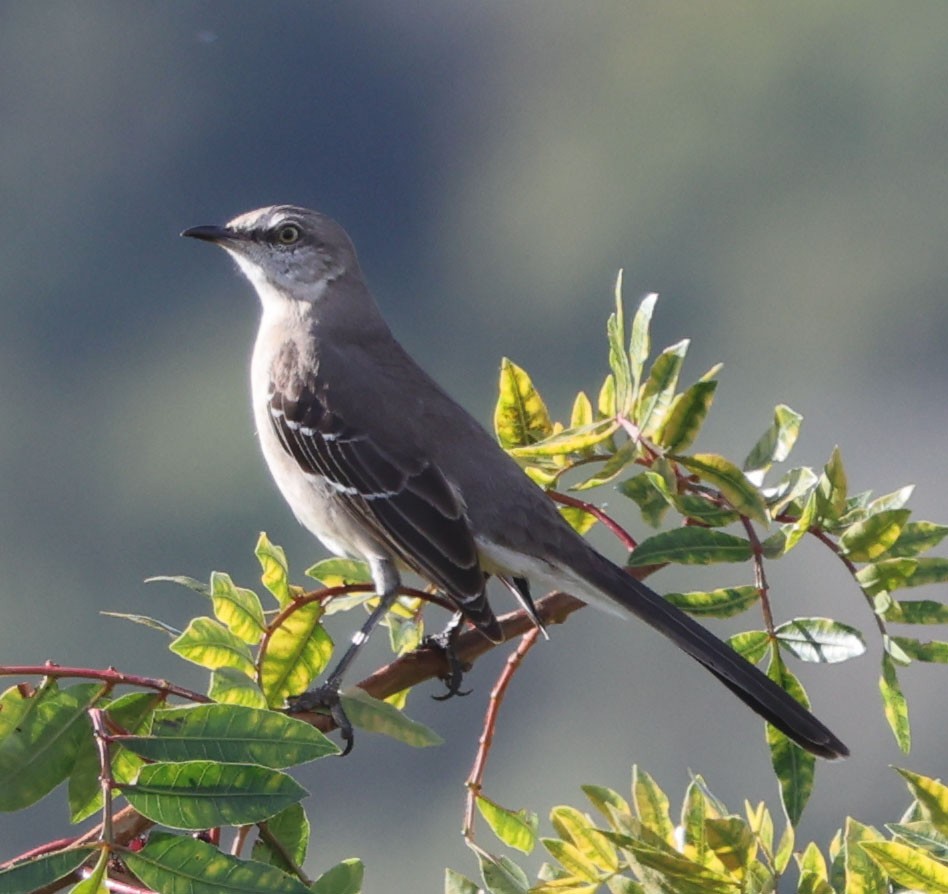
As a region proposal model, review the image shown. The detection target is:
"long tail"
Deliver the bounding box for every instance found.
[570,547,848,759]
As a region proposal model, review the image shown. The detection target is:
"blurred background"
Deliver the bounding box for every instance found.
[3,2,948,887]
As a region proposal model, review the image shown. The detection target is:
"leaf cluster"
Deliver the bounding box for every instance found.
[493,283,948,820]
[449,765,948,894]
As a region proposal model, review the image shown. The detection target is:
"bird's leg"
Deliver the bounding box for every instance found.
[287,559,400,755]
[422,611,473,700]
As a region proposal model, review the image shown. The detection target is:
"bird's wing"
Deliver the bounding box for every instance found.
[267,378,502,641]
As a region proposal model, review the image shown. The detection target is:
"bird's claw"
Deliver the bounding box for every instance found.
[287,683,354,756]
[422,625,472,700]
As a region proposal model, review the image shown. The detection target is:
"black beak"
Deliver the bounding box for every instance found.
[181,224,237,243]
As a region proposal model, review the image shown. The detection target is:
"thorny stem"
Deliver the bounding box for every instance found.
[740,517,776,636]
[89,709,115,844]
[0,664,207,705]
[463,627,542,844]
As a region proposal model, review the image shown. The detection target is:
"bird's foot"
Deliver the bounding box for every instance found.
[422,616,472,700]
[286,683,354,755]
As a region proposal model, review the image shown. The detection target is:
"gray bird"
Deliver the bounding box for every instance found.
[183,205,847,759]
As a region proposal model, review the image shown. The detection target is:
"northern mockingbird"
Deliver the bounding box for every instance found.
[183,205,847,759]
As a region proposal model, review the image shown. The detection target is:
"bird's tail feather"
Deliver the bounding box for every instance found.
[570,547,848,759]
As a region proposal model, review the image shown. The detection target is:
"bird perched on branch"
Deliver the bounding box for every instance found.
[183,205,848,759]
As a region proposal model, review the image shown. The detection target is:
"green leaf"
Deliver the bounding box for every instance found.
[260,600,334,707]
[895,768,948,828]
[256,533,294,608]
[843,818,885,894]
[209,667,269,708]
[0,846,96,894]
[170,617,256,677]
[635,339,689,438]
[210,571,266,643]
[657,380,717,453]
[582,785,633,831]
[891,637,948,663]
[69,848,108,894]
[124,832,309,894]
[509,419,619,459]
[145,574,210,596]
[617,472,670,528]
[765,466,819,517]
[117,703,337,766]
[840,509,912,562]
[607,272,633,414]
[494,358,553,449]
[629,291,657,395]
[69,691,160,822]
[676,453,769,524]
[122,760,307,829]
[883,521,948,559]
[0,682,101,812]
[311,858,364,894]
[765,652,814,826]
[774,618,867,664]
[744,405,803,474]
[797,841,827,879]
[665,586,759,619]
[889,820,948,861]
[340,688,443,747]
[100,610,181,636]
[705,816,754,879]
[880,654,911,753]
[550,805,618,872]
[475,850,530,894]
[306,557,373,587]
[780,490,818,555]
[858,559,922,597]
[252,803,310,871]
[728,631,770,664]
[861,841,948,893]
[797,869,835,894]
[477,796,538,854]
[572,440,641,491]
[628,528,753,566]
[816,447,848,524]
[445,868,481,894]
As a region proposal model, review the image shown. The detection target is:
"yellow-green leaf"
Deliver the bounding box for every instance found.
[629,291,658,394]
[880,654,911,753]
[665,586,759,619]
[571,391,594,429]
[477,795,538,854]
[632,767,674,844]
[658,380,717,453]
[509,419,619,459]
[551,805,618,872]
[255,533,293,608]
[841,510,912,562]
[494,358,553,449]
[339,688,443,747]
[260,601,333,706]
[744,405,803,474]
[628,528,753,566]
[861,840,948,893]
[635,339,689,438]
[170,618,256,678]
[895,768,948,829]
[676,453,769,524]
[209,572,265,644]
[766,651,814,826]
[844,818,885,894]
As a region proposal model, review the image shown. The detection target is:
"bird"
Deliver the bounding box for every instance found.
[182,205,848,759]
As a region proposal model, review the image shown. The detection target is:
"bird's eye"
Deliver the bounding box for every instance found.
[275,224,301,245]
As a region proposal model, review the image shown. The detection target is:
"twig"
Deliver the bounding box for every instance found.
[464,627,542,843]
